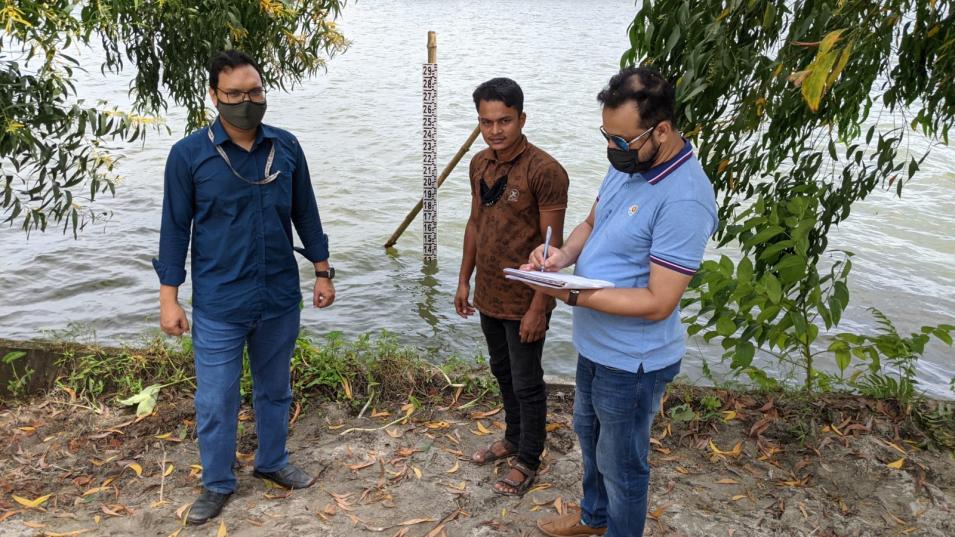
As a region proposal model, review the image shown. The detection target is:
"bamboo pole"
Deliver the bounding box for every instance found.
[427,31,437,63]
[384,124,481,249]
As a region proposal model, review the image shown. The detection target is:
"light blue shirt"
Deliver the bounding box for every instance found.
[573,140,718,372]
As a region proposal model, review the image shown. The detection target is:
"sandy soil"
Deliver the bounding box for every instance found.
[1,386,953,537]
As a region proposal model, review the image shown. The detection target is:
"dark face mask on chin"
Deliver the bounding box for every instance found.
[217,100,267,131]
[607,141,660,174]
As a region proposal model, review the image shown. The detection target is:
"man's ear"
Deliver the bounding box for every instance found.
[519,112,527,129]
[655,120,675,142]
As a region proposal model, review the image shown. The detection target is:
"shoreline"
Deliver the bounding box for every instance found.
[1,333,953,536]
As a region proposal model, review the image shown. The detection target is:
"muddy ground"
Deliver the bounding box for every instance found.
[1,385,953,537]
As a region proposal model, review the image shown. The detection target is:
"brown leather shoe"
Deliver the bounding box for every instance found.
[537,507,607,537]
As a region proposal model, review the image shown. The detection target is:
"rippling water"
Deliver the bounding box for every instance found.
[1,0,952,398]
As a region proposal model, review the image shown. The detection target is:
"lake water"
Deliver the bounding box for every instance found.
[1,0,952,399]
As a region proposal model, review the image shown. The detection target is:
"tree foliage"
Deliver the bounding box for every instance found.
[1,0,347,235]
[624,0,954,391]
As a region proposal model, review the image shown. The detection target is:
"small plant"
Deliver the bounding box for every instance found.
[2,351,34,398]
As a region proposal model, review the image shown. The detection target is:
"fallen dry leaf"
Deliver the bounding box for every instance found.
[715,478,739,485]
[470,407,503,419]
[0,509,24,522]
[398,517,436,526]
[446,461,459,474]
[217,519,228,537]
[887,458,905,470]
[425,421,450,430]
[163,464,175,477]
[12,494,52,509]
[126,463,143,477]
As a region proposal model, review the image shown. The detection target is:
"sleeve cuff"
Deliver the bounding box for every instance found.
[152,258,186,286]
[294,233,330,263]
[649,255,698,276]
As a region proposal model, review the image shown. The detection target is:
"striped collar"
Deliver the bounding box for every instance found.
[641,139,693,185]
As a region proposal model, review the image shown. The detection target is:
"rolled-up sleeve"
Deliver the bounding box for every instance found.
[289,138,329,262]
[153,146,193,286]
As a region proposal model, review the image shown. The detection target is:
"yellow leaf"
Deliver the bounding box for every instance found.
[12,494,52,509]
[545,422,563,432]
[412,466,422,480]
[446,461,460,474]
[385,427,403,439]
[127,463,143,477]
[799,29,847,112]
[340,376,353,400]
[217,519,228,537]
[475,421,492,435]
[732,495,748,501]
[715,478,738,484]
[887,458,905,470]
[675,466,689,474]
[163,464,175,477]
[23,521,45,528]
[169,529,182,537]
[721,410,737,422]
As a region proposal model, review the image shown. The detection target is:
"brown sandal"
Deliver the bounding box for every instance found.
[494,461,537,496]
[471,439,516,465]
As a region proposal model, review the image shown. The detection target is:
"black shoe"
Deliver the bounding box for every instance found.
[185,489,232,525]
[253,463,316,489]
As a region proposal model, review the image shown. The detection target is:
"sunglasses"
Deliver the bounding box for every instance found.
[600,124,656,151]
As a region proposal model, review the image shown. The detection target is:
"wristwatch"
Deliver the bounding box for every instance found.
[315,267,336,280]
[567,289,580,306]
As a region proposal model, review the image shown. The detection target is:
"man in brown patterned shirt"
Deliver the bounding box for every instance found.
[455,77,569,496]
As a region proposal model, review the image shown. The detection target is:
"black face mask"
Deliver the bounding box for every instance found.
[607,140,660,174]
[217,100,267,131]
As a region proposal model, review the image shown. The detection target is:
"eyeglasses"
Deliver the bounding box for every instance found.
[600,124,655,151]
[216,87,267,104]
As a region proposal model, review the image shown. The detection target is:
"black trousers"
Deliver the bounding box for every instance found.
[480,312,549,471]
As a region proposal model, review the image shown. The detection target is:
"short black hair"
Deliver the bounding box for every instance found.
[208,50,262,89]
[596,67,675,128]
[472,77,524,114]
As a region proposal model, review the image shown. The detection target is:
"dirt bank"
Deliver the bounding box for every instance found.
[1,386,953,536]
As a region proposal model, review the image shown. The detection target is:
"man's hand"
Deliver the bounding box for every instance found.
[519,308,547,343]
[522,244,571,272]
[314,278,336,308]
[454,282,475,318]
[160,301,190,336]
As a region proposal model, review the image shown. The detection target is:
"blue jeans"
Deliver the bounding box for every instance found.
[191,307,300,493]
[574,355,680,537]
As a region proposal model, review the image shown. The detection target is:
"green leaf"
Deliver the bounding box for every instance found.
[762,274,782,304]
[2,351,27,365]
[716,316,737,337]
[933,328,953,346]
[733,341,755,369]
[116,384,162,417]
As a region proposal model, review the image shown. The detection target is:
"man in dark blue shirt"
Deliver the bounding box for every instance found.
[153,50,335,525]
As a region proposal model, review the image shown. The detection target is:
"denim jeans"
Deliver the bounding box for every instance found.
[573,355,680,537]
[191,306,300,493]
[479,313,549,471]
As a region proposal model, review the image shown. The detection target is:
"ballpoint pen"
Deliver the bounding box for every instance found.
[541,225,552,271]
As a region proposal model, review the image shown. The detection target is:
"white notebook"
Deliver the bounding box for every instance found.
[503,268,615,290]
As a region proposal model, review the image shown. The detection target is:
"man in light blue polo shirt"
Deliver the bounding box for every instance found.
[520,67,717,537]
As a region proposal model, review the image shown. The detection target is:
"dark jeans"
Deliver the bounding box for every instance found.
[574,355,680,537]
[191,307,300,493]
[480,312,549,471]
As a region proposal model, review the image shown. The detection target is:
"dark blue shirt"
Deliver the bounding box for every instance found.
[153,118,329,322]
